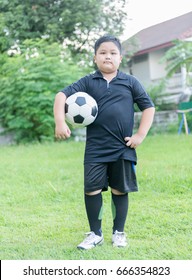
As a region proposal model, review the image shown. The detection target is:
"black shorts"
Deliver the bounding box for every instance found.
[84,159,138,193]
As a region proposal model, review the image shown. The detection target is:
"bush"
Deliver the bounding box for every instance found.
[146,79,166,111]
[0,39,90,143]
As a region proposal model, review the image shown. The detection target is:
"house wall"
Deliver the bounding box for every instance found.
[131,55,150,86]
[134,110,179,133]
[126,48,169,87]
[149,49,167,81]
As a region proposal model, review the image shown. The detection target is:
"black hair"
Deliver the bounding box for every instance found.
[94,34,122,54]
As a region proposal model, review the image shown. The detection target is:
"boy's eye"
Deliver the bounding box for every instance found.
[99,51,117,55]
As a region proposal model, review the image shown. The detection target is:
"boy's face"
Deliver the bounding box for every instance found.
[94,42,122,75]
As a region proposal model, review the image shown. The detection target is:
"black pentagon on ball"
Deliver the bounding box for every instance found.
[74,114,85,124]
[75,96,86,106]
[91,106,98,117]
[65,103,69,113]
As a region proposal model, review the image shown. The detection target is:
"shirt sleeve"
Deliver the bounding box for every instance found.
[60,76,88,98]
[131,77,155,111]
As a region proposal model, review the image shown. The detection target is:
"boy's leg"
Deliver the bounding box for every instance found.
[109,159,137,233]
[111,189,128,247]
[108,159,137,247]
[111,190,128,233]
[77,190,104,250]
[84,190,103,236]
[77,163,107,249]
[83,162,108,236]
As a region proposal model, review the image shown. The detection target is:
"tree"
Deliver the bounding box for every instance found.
[162,39,192,86]
[0,39,91,143]
[0,0,127,143]
[0,0,127,53]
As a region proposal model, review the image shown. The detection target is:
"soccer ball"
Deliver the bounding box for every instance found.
[65,92,98,127]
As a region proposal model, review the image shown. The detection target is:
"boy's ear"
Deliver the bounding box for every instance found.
[93,55,96,63]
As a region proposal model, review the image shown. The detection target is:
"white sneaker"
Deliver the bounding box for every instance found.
[112,230,128,247]
[77,231,104,250]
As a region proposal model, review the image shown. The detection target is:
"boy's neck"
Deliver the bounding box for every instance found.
[102,71,118,82]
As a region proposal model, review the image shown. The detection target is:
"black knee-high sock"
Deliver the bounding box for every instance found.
[111,192,128,233]
[84,193,103,236]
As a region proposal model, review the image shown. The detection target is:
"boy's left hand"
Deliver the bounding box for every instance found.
[124,133,145,149]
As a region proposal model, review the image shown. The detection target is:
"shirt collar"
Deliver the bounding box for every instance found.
[92,70,127,80]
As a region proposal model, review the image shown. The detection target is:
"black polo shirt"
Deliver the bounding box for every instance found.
[62,70,154,164]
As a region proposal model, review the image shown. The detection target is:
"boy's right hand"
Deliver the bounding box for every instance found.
[55,122,71,139]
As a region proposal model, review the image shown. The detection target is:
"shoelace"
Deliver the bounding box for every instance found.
[83,232,95,243]
[114,232,126,241]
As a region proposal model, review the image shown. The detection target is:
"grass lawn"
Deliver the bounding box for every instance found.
[0,134,192,260]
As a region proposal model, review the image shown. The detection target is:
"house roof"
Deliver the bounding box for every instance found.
[122,11,192,56]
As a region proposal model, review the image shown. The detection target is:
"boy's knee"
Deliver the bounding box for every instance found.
[111,188,126,195]
[85,189,102,196]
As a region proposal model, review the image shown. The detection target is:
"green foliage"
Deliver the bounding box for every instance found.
[0,39,91,143]
[161,39,192,85]
[137,79,166,112]
[0,0,126,53]
[0,0,127,143]
[0,135,192,259]
[0,12,13,52]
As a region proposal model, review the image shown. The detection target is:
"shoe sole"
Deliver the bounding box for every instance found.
[112,241,128,248]
[77,238,104,250]
[112,244,127,248]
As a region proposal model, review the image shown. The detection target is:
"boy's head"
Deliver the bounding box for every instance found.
[94,35,122,55]
[94,34,123,75]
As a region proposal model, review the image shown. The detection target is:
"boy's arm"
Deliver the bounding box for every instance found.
[54,92,71,139]
[125,107,155,149]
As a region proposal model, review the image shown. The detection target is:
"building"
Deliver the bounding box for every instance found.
[122,12,192,106]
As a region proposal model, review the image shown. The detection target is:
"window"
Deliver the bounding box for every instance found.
[133,53,148,64]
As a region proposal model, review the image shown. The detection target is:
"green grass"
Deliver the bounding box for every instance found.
[0,135,192,260]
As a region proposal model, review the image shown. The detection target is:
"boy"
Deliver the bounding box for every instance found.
[54,35,155,250]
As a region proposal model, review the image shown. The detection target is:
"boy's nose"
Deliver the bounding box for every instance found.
[106,55,111,59]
